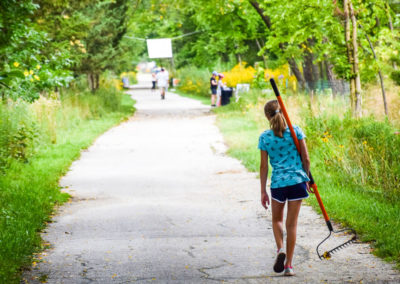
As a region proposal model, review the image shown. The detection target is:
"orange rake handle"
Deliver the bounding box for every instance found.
[270,79,332,231]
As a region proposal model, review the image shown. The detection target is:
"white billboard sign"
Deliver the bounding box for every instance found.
[146,38,173,59]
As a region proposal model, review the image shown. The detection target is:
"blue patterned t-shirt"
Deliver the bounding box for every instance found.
[258,125,310,189]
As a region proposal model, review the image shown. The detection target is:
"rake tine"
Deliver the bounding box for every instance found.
[318,229,357,259]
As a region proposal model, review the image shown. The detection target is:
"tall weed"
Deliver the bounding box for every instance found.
[176,66,210,97]
[0,102,38,171]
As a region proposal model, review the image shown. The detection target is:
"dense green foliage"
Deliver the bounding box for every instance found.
[0,85,135,282]
[0,0,138,100]
[130,0,399,116]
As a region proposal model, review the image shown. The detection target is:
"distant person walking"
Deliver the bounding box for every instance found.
[210,71,218,107]
[156,68,169,100]
[258,100,311,277]
[151,72,157,91]
[216,73,225,107]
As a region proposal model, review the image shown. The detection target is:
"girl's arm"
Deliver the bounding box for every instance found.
[299,139,312,192]
[260,150,270,209]
[299,139,310,175]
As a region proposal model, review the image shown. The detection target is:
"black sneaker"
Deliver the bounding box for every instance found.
[273,249,286,273]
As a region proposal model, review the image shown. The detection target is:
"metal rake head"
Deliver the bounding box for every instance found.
[317,228,357,260]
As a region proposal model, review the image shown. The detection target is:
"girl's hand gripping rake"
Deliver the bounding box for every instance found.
[269,79,357,259]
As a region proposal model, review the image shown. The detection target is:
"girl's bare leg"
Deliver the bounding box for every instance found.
[285,200,302,267]
[271,199,285,250]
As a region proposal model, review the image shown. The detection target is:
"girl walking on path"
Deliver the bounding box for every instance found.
[258,100,311,276]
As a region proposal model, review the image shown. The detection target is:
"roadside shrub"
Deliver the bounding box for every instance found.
[390,70,400,85]
[120,71,137,85]
[221,62,255,88]
[176,66,210,97]
[305,114,400,202]
[0,103,38,171]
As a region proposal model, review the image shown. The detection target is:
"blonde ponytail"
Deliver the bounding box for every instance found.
[264,100,287,138]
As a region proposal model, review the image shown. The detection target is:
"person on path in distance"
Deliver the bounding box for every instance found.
[156,68,169,100]
[210,71,218,107]
[151,72,157,92]
[258,100,311,277]
[216,73,225,107]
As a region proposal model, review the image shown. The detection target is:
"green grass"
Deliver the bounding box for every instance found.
[213,97,400,269]
[0,91,135,283]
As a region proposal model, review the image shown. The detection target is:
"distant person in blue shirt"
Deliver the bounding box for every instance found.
[258,100,311,277]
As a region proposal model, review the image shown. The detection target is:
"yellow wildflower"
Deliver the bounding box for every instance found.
[30,78,34,82]
[81,48,87,53]
[339,145,344,148]
[29,70,34,75]
[70,41,74,46]
[63,14,70,19]
[34,75,40,81]
[362,141,367,145]
[327,134,333,138]
[24,70,29,76]
[323,131,329,136]
[322,137,329,142]
[13,62,20,67]
[36,65,41,70]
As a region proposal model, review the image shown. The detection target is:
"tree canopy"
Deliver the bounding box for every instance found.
[1,0,399,114]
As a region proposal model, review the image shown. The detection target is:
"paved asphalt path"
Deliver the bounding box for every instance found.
[24,85,400,283]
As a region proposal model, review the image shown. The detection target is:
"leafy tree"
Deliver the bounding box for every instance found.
[74,0,132,91]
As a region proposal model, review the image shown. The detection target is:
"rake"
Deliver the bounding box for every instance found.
[269,78,357,259]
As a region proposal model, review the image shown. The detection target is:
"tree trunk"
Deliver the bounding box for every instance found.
[249,1,271,29]
[303,51,314,93]
[386,2,397,70]
[237,53,242,64]
[95,74,100,90]
[87,73,100,92]
[349,1,362,117]
[312,57,320,90]
[344,0,356,112]
[288,58,306,90]
[88,73,94,92]
[250,1,306,90]
[325,60,338,97]
[255,38,268,67]
[1,91,6,105]
[360,24,389,117]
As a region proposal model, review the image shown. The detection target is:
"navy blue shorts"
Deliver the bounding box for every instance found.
[211,88,217,95]
[271,182,309,203]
